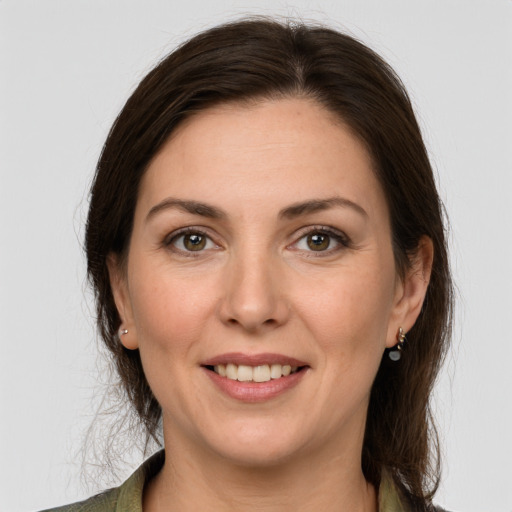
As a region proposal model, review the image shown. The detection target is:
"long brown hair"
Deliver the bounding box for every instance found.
[85,18,453,509]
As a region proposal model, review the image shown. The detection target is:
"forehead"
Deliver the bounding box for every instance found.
[137,98,386,221]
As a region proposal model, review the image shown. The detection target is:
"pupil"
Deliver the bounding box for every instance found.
[308,233,329,251]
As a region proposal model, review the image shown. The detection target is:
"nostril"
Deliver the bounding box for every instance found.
[225,317,277,329]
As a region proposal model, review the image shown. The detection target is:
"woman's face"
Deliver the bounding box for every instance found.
[111,98,428,467]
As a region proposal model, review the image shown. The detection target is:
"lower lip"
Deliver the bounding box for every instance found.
[203,367,308,403]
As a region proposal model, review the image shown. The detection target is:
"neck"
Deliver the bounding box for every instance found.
[143,423,377,512]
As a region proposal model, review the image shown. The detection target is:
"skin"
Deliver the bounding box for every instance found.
[109,98,433,511]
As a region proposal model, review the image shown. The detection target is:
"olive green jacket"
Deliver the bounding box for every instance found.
[41,450,415,511]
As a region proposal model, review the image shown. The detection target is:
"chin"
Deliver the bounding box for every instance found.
[202,419,310,468]
[215,442,303,468]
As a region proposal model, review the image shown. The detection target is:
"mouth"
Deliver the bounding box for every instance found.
[204,363,306,383]
[201,352,310,401]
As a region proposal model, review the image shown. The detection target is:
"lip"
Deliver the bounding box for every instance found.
[201,352,310,403]
[203,365,309,403]
[201,352,308,367]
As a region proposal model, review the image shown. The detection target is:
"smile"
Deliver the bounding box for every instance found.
[208,363,301,382]
[201,353,309,402]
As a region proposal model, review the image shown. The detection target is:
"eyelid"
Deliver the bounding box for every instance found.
[289,225,351,253]
[164,226,220,254]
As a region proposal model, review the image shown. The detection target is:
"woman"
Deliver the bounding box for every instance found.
[46,18,452,512]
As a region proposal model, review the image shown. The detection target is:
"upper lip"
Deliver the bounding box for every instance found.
[201,352,309,367]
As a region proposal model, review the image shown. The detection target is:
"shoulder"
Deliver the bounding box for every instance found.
[38,450,165,512]
[379,469,453,512]
[39,487,120,512]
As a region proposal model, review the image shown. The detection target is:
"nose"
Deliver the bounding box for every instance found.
[218,250,290,333]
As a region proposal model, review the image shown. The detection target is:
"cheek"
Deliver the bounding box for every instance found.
[127,265,221,416]
[293,260,396,357]
[129,263,218,356]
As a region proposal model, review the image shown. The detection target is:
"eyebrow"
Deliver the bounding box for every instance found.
[278,197,368,219]
[146,198,226,222]
[146,195,367,222]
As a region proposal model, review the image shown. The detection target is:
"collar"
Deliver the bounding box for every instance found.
[115,451,408,511]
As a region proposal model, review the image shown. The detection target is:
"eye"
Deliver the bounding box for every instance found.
[166,229,217,253]
[305,233,331,251]
[293,227,348,254]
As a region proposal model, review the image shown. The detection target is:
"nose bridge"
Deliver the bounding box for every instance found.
[220,240,287,331]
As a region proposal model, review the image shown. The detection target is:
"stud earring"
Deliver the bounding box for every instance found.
[388,327,406,361]
[118,328,128,338]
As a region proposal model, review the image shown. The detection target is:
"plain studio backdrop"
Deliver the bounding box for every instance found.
[1,1,511,511]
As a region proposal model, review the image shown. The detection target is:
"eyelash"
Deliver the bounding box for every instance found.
[163,225,351,257]
[164,227,218,256]
[290,226,351,256]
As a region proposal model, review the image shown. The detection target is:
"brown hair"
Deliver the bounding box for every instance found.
[85,17,452,510]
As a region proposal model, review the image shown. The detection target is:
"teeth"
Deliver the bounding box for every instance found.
[213,363,301,382]
[270,364,282,379]
[237,365,253,382]
[253,365,271,382]
[226,363,237,380]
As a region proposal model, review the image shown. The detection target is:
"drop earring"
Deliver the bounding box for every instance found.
[388,327,406,361]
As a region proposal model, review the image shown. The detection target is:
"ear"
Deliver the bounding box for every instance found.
[106,253,139,350]
[386,236,434,347]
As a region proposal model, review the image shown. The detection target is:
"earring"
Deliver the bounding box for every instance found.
[118,328,128,338]
[388,327,406,361]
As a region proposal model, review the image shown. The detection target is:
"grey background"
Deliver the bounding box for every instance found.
[1,1,511,511]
